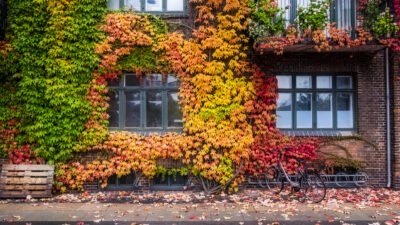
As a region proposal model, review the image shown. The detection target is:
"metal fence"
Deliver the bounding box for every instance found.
[277,0,355,31]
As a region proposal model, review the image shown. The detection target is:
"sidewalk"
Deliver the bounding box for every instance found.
[0,188,399,225]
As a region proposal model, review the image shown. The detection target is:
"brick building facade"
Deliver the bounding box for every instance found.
[1,0,400,191]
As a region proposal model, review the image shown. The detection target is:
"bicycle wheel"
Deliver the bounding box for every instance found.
[301,172,326,203]
[257,172,268,188]
[354,172,368,187]
[265,166,284,194]
[334,172,349,188]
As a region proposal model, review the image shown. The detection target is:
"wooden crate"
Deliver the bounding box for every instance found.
[0,164,54,198]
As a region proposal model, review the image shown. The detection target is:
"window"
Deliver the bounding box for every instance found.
[276,75,355,131]
[107,0,186,13]
[108,74,183,132]
[104,173,137,190]
[277,0,355,30]
[0,0,6,41]
[151,174,187,190]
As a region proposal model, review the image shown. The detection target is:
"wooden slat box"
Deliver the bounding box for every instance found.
[0,164,54,198]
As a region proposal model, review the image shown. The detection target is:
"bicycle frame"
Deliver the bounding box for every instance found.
[274,149,303,188]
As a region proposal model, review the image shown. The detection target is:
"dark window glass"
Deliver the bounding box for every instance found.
[126,91,141,127]
[153,175,169,186]
[105,173,136,190]
[168,92,182,127]
[337,76,352,89]
[170,175,186,185]
[152,174,187,186]
[126,75,141,86]
[108,90,119,127]
[119,173,135,185]
[146,91,162,127]
[108,174,117,185]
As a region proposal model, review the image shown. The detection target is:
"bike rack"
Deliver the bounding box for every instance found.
[249,172,368,188]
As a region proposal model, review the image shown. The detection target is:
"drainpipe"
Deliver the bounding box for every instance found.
[385,47,391,188]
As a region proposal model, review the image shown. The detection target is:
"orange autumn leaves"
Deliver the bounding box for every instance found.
[57,0,321,193]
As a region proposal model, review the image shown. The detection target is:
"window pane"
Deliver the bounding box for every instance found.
[296,76,312,89]
[337,76,352,89]
[276,93,292,128]
[168,92,182,127]
[337,93,353,128]
[167,75,179,86]
[119,173,135,185]
[167,0,184,11]
[337,0,352,30]
[107,0,121,10]
[317,76,332,89]
[278,0,292,26]
[108,90,119,127]
[125,75,141,86]
[297,0,311,8]
[170,175,187,185]
[125,0,141,11]
[146,91,162,127]
[125,91,141,127]
[108,174,117,185]
[146,74,163,87]
[146,0,162,11]
[153,174,168,185]
[296,93,312,128]
[276,75,292,89]
[317,93,332,128]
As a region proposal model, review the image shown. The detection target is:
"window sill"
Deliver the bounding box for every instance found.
[150,185,186,191]
[108,128,183,136]
[158,13,190,19]
[279,130,355,137]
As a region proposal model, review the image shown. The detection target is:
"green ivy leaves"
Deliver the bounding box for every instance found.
[1,0,107,163]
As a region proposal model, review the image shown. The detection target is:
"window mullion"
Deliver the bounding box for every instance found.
[292,75,296,130]
[141,90,146,129]
[333,76,337,130]
[163,90,167,130]
[290,0,297,24]
[163,0,166,12]
[312,76,316,130]
[119,90,125,129]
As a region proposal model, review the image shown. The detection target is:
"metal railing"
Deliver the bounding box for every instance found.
[248,172,368,188]
[277,0,356,31]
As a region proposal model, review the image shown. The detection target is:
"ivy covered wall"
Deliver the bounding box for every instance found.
[0,0,398,193]
[0,0,107,163]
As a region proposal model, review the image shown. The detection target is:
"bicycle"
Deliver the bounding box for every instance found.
[262,147,327,203]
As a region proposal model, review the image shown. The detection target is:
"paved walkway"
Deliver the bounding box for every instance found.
[0,188,399,224]
[0,201,399,224]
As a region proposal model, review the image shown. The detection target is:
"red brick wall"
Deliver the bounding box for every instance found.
[391,52,400,189]
[254,50,388,187]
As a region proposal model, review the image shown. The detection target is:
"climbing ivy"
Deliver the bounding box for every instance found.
[1,0,107,163]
